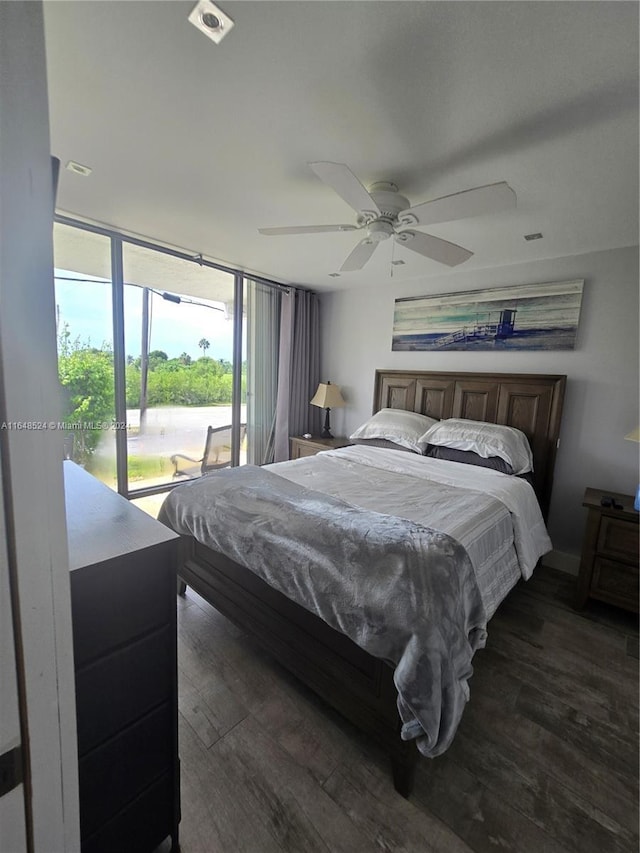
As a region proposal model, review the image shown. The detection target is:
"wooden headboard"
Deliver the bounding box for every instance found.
[373,370,566,520]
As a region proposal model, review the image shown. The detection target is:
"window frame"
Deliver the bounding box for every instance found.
[54,214,287,499]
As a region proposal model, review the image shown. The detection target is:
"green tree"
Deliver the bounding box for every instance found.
[198,338,210,357]
[125,362,141,408]
[57,324,115,464]
[148,349,168,371]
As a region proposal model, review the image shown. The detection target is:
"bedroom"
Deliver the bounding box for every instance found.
[0,2,638,852]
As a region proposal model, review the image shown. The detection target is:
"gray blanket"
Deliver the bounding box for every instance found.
[159,465,488,757]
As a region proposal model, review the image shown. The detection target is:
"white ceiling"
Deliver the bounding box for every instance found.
[44,1,639,293]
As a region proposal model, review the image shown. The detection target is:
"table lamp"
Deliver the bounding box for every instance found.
[624,426,640,511]
[310,381,345,438]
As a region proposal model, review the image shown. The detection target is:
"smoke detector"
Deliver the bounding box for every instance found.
[188,1,234,44]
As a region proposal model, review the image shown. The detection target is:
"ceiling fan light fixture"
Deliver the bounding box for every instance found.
[188,0,234,44]
[367,220,394,242]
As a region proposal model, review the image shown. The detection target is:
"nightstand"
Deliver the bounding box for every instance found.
[575,487,639,612]
[290,436,351,459]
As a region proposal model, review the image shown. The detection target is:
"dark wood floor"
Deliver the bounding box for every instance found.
[174,566,639,853]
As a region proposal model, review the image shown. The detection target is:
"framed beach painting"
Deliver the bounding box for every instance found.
[392,279,584,352]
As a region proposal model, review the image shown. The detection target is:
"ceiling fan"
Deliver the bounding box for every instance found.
[258,162,516,271]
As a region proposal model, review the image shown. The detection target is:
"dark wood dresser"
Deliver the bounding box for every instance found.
[575,487,639,612]
[64,462,180,852]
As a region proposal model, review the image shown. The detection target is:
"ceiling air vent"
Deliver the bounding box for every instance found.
[66,161,92,177]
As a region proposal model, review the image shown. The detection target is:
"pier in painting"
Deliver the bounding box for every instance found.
[392,281,584,352]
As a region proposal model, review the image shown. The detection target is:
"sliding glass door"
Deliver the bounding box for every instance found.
[53,216,279,501]
[53,222,118,487]
[245,279,281,465]
[122,243,243,492]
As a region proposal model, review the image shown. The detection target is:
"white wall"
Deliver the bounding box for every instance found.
[320,245,639,566]
[0,455,27,851]
[0,2,79,849]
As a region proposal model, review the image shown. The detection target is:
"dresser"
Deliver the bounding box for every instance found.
[289,435,351,459]
[64,462,180,852]
[575,487,639,612]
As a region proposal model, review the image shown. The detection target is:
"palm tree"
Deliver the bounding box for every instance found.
[198,338,210,358]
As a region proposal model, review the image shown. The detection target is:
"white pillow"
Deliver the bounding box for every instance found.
[420,418,534,475]
[349,408,438,454]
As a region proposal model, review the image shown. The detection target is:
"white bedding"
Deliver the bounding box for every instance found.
[269,445,551,619]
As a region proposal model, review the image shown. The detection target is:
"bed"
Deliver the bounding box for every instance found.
[161,370,566,797]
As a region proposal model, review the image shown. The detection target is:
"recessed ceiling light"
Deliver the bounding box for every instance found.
[66,160,92,177]
[188,0,234,44]
[391,259,405,266]
[524,232,543,241]
[328,273,340,278]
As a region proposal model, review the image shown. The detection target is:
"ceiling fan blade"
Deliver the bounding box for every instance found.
[340,238,378,272]
[395,231,473,267]
[258,224,357,235]
[398,182,516,228]
[309,162,381,217]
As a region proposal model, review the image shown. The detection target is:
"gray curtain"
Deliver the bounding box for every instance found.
[274,288,321,462]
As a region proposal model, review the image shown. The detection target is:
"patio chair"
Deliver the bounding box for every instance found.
[170,423,246,478]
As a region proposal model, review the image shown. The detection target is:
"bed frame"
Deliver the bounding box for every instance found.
[177,370,566,796]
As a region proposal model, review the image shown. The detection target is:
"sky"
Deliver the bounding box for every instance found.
[55,271,244,361]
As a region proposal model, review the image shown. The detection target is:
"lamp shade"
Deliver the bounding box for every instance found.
[310,382,345,409]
